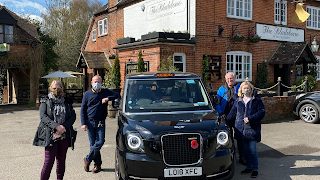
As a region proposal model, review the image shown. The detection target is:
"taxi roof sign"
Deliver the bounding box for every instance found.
[155,73,174,77]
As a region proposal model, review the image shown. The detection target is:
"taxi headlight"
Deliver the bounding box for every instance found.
[217,131,229,146]
[126,133,144,152]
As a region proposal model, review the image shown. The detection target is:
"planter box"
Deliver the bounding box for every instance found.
[117,38,135,45]
[141,32,190,41]
[141,32,166,41]
[165,33,190,39]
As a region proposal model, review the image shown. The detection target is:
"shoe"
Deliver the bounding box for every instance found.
[241,168,252,174]
[239,157,246,165]
[251,171,258,178]
[92,165,101,173]
[83,157,90,172]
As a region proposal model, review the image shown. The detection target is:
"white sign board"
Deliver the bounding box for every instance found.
[124,0,195,40]
[256,24,304,42]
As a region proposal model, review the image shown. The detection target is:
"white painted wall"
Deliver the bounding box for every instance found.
[124,0,196,40]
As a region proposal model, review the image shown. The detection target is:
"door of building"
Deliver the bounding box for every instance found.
[274,64,290,95]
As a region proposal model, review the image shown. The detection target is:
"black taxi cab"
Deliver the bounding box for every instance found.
[114,72,235,180]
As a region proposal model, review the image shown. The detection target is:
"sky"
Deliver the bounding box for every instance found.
[0,0,109,21]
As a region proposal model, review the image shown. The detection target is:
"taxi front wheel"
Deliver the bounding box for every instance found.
[299,104,320,124]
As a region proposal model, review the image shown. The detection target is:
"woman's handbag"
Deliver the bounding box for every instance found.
[70,127,77,150]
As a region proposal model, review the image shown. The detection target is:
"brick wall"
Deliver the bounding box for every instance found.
[83,0,320,92]
[261,96,296,122]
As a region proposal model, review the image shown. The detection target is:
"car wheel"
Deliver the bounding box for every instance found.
[115,149,123,180]
[299,104,320,124]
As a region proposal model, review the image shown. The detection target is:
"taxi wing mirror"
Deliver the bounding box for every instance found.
[113,98,121,110]
[212,95,220,106]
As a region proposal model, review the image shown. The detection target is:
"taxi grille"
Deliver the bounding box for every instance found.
[161,133,202,166]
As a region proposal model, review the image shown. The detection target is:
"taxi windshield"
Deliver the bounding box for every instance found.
[124,79,212,113]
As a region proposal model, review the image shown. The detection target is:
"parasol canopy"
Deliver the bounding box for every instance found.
[42,71,76,78]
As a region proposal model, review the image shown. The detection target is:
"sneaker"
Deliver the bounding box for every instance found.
[241,168,252,174]
[251,171,258,178]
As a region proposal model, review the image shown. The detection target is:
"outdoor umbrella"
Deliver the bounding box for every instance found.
[42,71,76,78]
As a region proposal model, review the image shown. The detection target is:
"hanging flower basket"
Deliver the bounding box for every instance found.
[232,32,245,42]
[248,32,261,43]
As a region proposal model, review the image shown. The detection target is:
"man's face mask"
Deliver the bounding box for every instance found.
[242,89,251,95]
[92,83,102,90]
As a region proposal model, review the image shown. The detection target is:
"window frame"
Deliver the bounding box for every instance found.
[92,29,96,41]
[173,53,186,72]
[0,24,14,44]
[98,18,108,36]
[306,6,320,30]
[274,0,287,25]
[308,56,320,80]
[226,51,252,82]
[227,0,253,20]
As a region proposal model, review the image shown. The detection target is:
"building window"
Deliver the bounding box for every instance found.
[226,51,252,82]
[308,56,320,80]
[0,25,13,43]
[92,29,96,41]
[227,0,252,20]
[274,0,287,25]
[306,6,320,30]
[173,53,186,72]
[98,18,108,36]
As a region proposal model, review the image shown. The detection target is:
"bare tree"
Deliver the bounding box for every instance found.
[41,0,103,71]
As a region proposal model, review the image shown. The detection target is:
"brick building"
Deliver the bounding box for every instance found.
[0,6,41,104]
[77,0,320,92]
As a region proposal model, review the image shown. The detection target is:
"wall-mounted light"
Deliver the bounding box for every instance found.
[218,25,224,37]
[311,37,319,52]
[279,64,283,68]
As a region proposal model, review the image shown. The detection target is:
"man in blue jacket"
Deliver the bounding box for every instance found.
[215,72,243,163]
[215,72,240,118]
[81,75,121,173]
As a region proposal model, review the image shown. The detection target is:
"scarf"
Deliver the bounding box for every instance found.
[48,93,66,140]
[224,82,236,102]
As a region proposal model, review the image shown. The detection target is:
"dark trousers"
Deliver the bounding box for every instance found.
[41,138,70,180]
[85,120,105,166]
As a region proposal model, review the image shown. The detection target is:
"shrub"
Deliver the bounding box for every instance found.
[137,49,145,72]
[295,75,317,92]
[255,61,269,89]
[202,55,209,85]
[158,56,178,72]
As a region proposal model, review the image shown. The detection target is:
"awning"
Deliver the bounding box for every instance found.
[269,42,318,65]
[76,51,109,69]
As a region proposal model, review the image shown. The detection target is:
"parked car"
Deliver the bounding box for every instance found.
[114,72,235,180]
[293,92,320,123]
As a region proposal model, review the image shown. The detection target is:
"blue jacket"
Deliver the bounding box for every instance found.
[226,90,265,142]
[81,88,121,125]
[215,83,240,114]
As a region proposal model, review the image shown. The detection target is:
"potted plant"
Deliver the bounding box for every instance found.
[248,32,261,43]
[108,54,116,59]
[117,37,135,45]
[232,32,245,42]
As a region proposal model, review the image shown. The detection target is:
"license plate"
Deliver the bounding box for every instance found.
[164,167,202,177]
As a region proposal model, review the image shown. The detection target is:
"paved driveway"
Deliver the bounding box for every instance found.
[0,105,319,180]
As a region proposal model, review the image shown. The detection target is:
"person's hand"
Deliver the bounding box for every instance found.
[243,117,249,123]
[55,125,66,135]
[82,125,88,131]
[102,97,109,104]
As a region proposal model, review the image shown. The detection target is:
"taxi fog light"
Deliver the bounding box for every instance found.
[127,133,144,152]
[217,131,229,146]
